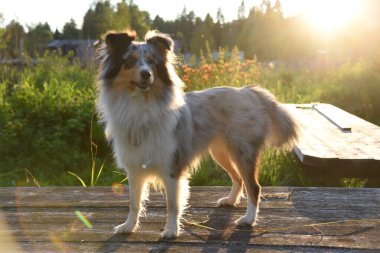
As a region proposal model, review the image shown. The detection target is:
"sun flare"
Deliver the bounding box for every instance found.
[303,0,361,33]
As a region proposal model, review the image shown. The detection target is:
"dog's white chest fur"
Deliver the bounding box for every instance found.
[99,92,179,174]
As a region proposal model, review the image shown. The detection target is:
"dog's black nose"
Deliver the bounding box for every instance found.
[140,70,151,80]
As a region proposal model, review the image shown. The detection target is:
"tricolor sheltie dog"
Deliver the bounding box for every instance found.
[96,30,298,239]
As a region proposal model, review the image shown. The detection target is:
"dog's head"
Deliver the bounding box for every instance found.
[98,30,178,95]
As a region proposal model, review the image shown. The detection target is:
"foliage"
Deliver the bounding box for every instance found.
[61,19,81,39]
[179,47,259,90]
[259,149,306,186]
[129,4,150,39]
[190,14,216,55]
[113,0,132,32]
[24,23,53,57]
[1,20,25,58]
[82,0,150,39]
[255,60,380,126]
[82,1,114,39]
[319,60,380,125]
[0,54,121,186]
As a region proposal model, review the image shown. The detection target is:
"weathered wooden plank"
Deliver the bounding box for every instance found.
[0,187,379,252]
[284,104,380,180]
[298,108,361,160]
[2,207,377,231]
[348,130,380,160]
[312,104,352,131]
[286,105,339,160]
[14,241,375,253]
[0,186,292,208]
[1,187,379,209]
[286,104,380,159]
[2,219,379,250]
[1,186,379,205]
[2,218,379,249]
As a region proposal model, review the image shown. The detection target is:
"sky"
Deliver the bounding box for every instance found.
[0,0,306,31]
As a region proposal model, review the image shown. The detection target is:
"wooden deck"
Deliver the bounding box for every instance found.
[286,103,380,185]
[1,186,379,252]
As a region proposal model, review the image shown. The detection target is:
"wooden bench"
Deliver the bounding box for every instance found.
[286,103,380,186]
[1,186,379,252]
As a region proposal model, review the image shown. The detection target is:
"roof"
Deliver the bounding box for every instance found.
[46,39,97,49]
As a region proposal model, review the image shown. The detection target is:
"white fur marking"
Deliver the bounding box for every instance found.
[234,198,258,226]
[217,179,243,206]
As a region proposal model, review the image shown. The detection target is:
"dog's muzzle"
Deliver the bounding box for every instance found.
[132,70,153,90]
[131,81,151,90]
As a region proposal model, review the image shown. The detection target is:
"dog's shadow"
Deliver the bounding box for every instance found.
[97,206,256,253]
[148,206,255,253]
[96,233,129,253]
[195,206,254,253]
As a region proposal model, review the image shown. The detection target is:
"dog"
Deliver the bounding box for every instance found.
[96,30,298,239]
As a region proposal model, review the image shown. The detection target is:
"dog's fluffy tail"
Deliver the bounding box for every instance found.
[254,86,299,148]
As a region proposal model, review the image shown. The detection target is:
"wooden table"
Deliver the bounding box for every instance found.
[286,103,380,185]
[1,186,379,252]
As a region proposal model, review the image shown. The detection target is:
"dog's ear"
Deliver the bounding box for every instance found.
[145,31,175,86]
[146,31,174,52]
[105,31,136,52]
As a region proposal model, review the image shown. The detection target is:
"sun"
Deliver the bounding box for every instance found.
[303,0,361,33]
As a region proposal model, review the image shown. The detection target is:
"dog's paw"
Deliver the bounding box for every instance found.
[113,222,137,234]
[160,228,179,239]
[217,196,238,206]
[234,215,256,227]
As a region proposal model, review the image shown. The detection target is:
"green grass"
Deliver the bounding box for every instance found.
[190,150,306,187]
[1,50,379,187]
[190,156,232,186]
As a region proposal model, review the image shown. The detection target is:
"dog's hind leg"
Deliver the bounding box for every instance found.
[114,170,148,234]
[231,146,262,226]
[161,175,189,239]
[209,139,243,206]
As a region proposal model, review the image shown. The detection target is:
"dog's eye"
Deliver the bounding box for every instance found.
[147,58,156,65]
[124,57,137,67]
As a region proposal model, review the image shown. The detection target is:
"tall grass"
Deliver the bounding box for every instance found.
[1,50,379,187]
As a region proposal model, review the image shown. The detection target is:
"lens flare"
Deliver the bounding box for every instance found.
[75,211,93,229]
[112,182,126,195]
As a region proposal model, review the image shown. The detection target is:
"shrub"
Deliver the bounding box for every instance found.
[0,55,119,186]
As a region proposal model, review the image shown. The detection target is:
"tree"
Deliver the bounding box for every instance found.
[81,0,150,39]
[273,0,283,15]
[237,1,288,60]
[0,13,5,56]
[113,0,131,31]
[190,14,215,55]
[214,7,225,49]
[53,29,62,40]
[82,1,114,39]
[1,20,25,58]
[62,19,80,39]
[174,8,196,53]
[216,7,225,25]
[25,22,53,56]
[238,0,246,20]
[260,0,271,13]
[129,2,150,39]
[152,15,166,31]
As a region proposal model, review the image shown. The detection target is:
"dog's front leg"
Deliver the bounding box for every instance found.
[161,176,188,239]
[114,170,146,234]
